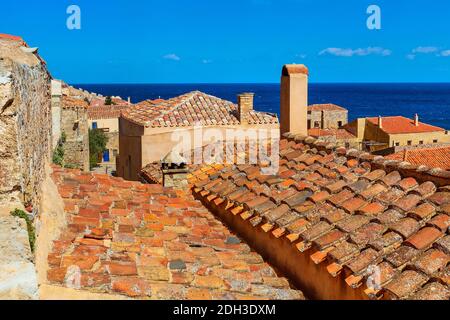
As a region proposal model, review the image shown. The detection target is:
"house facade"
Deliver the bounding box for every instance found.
[118,91,279,181]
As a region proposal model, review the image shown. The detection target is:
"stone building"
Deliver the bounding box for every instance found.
[60,95,90,171]
[307,103,348,129]
[88,97,130,174]
[346,115,450,152]
[118,91,279,181]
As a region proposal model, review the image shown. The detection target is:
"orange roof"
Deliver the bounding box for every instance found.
[367,116,445,134]
[47,166,304,300]
[61,95,89,109]
[386,146,450,170]
[122,91,278,128]
[0,33,23,42]
[308,104,347,112]
[192,134,450,300]
[308,128,356,139]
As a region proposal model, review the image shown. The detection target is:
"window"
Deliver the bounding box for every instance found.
[419,141,424,145]
[92,122,98,129]
[113,149,118,157]
[407,140,412,146]
[433,139,438,143]
[395,142,400,147]
[314,121,320,128]
[345,142,350,148]
[338,121,343,127]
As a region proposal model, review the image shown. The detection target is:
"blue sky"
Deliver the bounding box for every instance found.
[1,0,450,83]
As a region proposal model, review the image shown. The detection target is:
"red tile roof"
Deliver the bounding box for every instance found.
[122,91,278,128]
[308,128,356,139]
[61,95,89,109]
[367,116,445,134]
[0,33,23,42]
[88,105,130,120]
[191,133,450,300]
[385,147,450,170]
[47,166,304,300]
[308,104,347,112]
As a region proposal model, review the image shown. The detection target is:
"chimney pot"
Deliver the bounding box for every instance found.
[237,92,254,123]
[378,116,383,129]
[414,113,419,126]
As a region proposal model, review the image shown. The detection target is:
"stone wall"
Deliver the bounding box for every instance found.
[60,106,89,171]
[0,52,51,212]
[308,110,348,130]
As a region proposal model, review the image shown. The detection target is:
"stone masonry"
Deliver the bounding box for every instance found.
[0,38,52,213]
[60,101,90,171]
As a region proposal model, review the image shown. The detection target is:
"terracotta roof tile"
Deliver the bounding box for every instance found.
[122,91,278,127]
[308,104,347,112]
[386,147,450,171]
[46,166,304,300]
[191,133,450,299]
[367,116,445,134]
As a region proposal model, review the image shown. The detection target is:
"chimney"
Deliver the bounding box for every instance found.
[414,113,419,126]
[161,152,188,189]
[378,116,383,129]
[237,93,254,123]
[128,97,131,105]
[280,64,308,136]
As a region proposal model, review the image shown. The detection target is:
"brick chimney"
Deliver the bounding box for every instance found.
[280,64,308,136]
[237,93,254,123]
[378,116,383,129]
[414,113,419,126]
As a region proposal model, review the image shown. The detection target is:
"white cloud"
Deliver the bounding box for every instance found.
[319,47,392,57]
[412,46,439,54]
[296,53,307,59]
[439,50,450,57]
[202,59,213,64]
[163,54,181,61]
[406,54,416,60]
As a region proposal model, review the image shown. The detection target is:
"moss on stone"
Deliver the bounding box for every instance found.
[10,209,36,253]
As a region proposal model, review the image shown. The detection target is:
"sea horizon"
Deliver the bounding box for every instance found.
[75,83,450,130]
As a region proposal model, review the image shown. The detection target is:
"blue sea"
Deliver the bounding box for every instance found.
[75,83,450,130]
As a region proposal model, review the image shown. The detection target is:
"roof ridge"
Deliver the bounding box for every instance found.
[282,132,450,186]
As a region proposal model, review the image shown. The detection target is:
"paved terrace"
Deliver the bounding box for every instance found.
[46,166,304,300]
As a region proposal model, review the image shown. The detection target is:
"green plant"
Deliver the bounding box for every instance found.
[52,132,66,166]
[105,96,113,105]
[11,209,36,253]
[89,128,109,169]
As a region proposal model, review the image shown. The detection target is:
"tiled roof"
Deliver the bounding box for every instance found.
[367,116,445,134]
[122,91,278,128]
[0,33,24,42]
[386,147,450,171]
[308,104,347,112]
[308,128,356,139]
[90,98,128,108]
[88,105,130,120]
[191,133,450,300]
[46,166,304,300]
[61,95,89,109]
